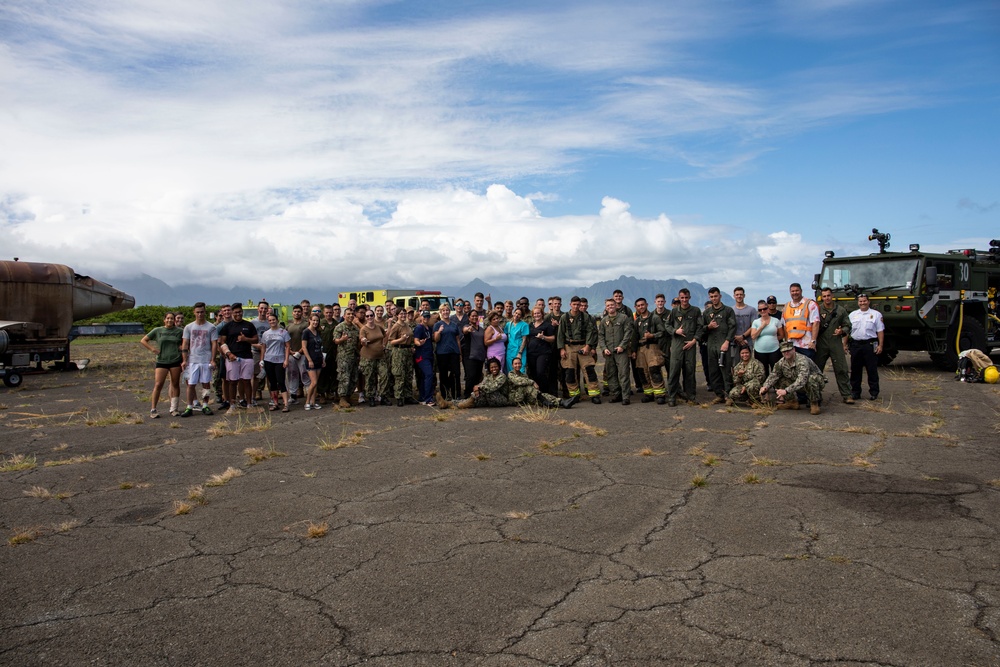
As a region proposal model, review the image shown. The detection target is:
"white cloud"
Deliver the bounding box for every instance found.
[2,183,815,296]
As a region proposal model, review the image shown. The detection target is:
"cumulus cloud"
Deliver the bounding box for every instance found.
[2,183,818,295]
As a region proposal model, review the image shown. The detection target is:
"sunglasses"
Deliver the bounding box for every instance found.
[366,313,375,318]
[758,308,767,312]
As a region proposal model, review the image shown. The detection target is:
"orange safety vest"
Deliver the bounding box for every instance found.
[783,299,813,339]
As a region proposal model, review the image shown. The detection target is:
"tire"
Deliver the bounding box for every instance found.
[3,371,22,388]
[932,318,988,371]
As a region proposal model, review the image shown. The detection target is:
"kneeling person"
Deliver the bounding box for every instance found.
[728,345,765,406]
[759,341,826,414]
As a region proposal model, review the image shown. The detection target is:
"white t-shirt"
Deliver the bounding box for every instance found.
[183,322,218,365]
[261,328,291,363]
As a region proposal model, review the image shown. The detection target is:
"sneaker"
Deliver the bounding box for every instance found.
[181,407,194,418]
[288,398,298,405]
[191,400,201,409]
[312,403,321,410]
[359,392,366,403]
[304,403,312,411]
[149,409,160,419]
[238,399,248,409]
[219,401,230,410]
[201,405,214,416]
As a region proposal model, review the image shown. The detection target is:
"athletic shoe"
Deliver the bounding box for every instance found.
[149,409,160,419]
[180,407,194,418]
[304,403,312,410]
[219,401,230,410]
[201,405,214,416]
[238,399,248,409]
[312,403,321,410]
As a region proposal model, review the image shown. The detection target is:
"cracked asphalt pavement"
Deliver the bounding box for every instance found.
[1,345,999,666]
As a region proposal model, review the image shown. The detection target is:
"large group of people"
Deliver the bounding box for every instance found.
[139,284,885,419]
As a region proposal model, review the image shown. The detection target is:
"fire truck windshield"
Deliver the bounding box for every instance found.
[820,258,920,295]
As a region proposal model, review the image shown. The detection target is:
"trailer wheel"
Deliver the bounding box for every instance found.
[932,319,989,371]
[3,372,23,388]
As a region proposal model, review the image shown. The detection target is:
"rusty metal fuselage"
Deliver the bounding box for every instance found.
[0,261,135,381]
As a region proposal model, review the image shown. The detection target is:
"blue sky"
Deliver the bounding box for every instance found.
[1,0,997,297]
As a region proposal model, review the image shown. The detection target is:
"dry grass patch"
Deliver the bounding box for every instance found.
[752,403,777,416]
[508,404,557,423]
[987,479,1000,488]
[859,397,895,414]
[702,454,721,467]
[637,447,657,457]
[85,408,144,426]
[851,456,875,469]
[686,446,706,457]
[187,485,208,504]
[0,453,37,472]
[244,443,287,465]
[53,519,81,533]
[8,527,43,546]
[466,415,491,422]
[173,501,193,515]
[741,472,762,484]
[569,420,607,437]
[205,467,243,487]
[306,521,328,539]
[119,481,135,490]
[52,443,69,452]
[207,413,272,439]
[505,511,532,519]
[471,451,491,461]
[318,427,372,450]
[422,450,438,458]
[751,454,782,467]
[23,486,72,500]
[691,474,708,487]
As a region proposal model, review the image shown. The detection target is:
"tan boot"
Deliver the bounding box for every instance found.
[456,398,475,409]
[777,399,799,410]
[810,404,821,415]
[338,397,351,409]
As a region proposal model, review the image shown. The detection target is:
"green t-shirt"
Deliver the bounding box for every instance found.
[147,326,184,364]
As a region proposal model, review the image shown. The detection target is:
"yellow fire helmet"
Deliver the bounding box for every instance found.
[984,366,1000,384]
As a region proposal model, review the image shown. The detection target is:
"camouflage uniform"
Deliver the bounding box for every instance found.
[761,353,826,406]
[507,371,558,406]
[472,372,511,407]
[816,303,852,401]
[663,305,705,403]
[333,320,360,401]
[702,304,737,399]
[386,321,415,402]
[729,357,766,403]
[633,311,667,401]
[557,311,600,401]
[598,311,634,401]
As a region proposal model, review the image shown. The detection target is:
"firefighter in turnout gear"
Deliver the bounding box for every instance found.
[632,297,667,404]
[557,296,601,407]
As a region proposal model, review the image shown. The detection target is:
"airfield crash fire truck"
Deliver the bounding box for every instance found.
[813,230,999,370]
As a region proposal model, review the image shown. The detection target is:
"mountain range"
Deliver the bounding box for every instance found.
[111,274,734,309]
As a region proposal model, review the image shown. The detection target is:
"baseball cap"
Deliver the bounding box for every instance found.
[766,295,778,304]
[421,310,431,318]
[779,340,794,352]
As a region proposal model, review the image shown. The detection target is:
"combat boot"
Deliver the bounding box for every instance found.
[777,399,799,410]
[560,396,578,409]
[456,398,475,409]
[338,397,351,409]
[810,403,821,415]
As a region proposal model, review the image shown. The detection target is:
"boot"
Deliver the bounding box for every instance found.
[591,396,602,405]
[810,404,821,415]
[339,397,351,409]
[656,396,666,405]
[456,398,475,409]
[641,394,653,403]
[777,399,799,410]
